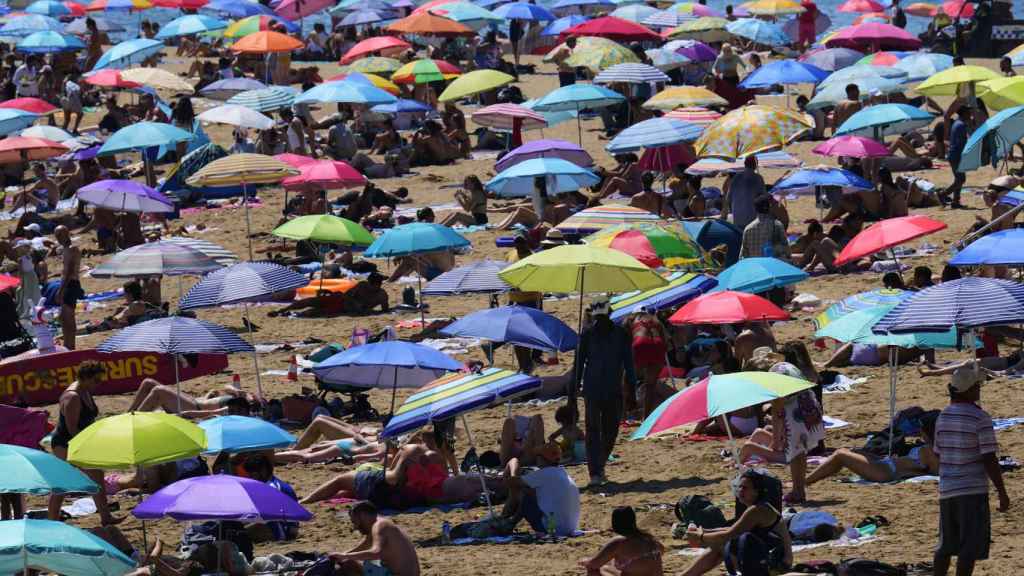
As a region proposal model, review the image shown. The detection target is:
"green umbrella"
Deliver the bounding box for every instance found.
[272,214,374,245]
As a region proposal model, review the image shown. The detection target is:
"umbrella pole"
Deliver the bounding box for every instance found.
[383,365,400,470]
[175,353,182,414]
[243,180,254,260]
[417,272,426,328]
[575,103,582,146]
[887,345,897,457]
[139,466,148,553]
[722,414,741,469]
[460,414,494,516]
[243,302,263,401]
[572,267,585,423]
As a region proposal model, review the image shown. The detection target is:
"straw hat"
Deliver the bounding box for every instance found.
[540,229,567,247]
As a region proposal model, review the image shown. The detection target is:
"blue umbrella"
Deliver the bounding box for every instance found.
[199,415,296,453]
[492,1,554,20]
[894,52,953,82]
[227,86,297,112]
[156,14,228,39]
[835,103,934,139]
[712,257,808,293]
[806,73,904,109]
[0,109,41,136]
[0,14,62,36]
[610,271,717,321]
[0,444,97,495]
[313,340,462,391]
[422,260,510,295]
[771,166,873,195]
[364,222,470,258]
[294,80,397,106]
[533,83,626,143]
[874,277,1024,334]
[739,59,828,89]
[541,14,588,35]
[949,229,1024,266]
[959,105,1024,172]
[371,98,433,114]
[203,0,276,17]
[98,122,194,156]
[16,30,85,53]
[522,97,578,128]
[825,63,908,83]
[25,0,72,16]
[486,157,600,197]
[199,77,267,100]
[97,316,255,354]
[726,18,789,46]
[92,38,164,70]
[339,8,393,26]
[441,305,578,351]
[681,219,742,266]
[179,262,308,310]
[0,520,135,576]
[552,0,613,8]
[606,117,703,153]
[800,47,863,71]
[612,4,659,22]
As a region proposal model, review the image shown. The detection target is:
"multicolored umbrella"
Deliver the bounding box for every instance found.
[68,412,207,469]
[344,56,402,74]
[585,223,705,268]
[838,0,884,11]
[742,0,804,13]
[85,0,151,9]
[666,16,729,42]
[835,215,947,266]
[549,36,639,73]
[391,58,460,84]
[223,14,296,37]
[0,520,135,576]
[555,204,663,235]
[325,72,400,95]
[816,303,961,348]
[0,444,97,495]
[632,371,814,438]
[134,475,312,520]
[669,290,790,324]
[694,104,812,159]
[665,106,722,125]
[610,271,717,320]
[643,86,728,110]
[644,46,692,70]
[814,288,909,328]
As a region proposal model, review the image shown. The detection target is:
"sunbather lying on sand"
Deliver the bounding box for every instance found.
[275,436,384,464]
[269,273,389,317]
[291,415,379,450]
[806,415,937,484]
[126,378,255,419]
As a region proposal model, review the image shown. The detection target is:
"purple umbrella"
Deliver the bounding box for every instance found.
[68,143,101,161]
[133,475,313,521]
[664,39,717,62]
[77,179,174,213]
[494,139,594,172]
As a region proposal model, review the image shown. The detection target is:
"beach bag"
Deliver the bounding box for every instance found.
[837,558,905,576]
[675,495,727,529]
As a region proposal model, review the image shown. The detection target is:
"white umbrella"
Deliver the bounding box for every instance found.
[21,125,74,141]
[197,104,274,130]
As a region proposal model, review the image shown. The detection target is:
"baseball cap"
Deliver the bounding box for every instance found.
[590,295,610,316]
[950,365,983,393]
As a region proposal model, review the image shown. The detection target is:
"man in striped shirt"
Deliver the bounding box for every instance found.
[933,366,1010,576]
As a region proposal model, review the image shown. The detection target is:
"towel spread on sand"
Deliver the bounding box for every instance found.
[677,534,880,556]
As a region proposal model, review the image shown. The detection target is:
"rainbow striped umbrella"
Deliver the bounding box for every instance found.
[610,271,717,320]
[555,204,663,235]
[391,59,461,84]
[585,223,705,269]
[813,288,910,329]
[664,106,721,125]
[223,14,296,38]
[632,371,815,439]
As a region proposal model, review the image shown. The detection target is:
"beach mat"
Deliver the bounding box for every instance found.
[677,534,880,556]
[323,496,474,516]
[449,529,589,546]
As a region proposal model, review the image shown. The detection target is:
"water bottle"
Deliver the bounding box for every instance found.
[441,521,451,544]
[761,241,773,257]
[545,513,557,537]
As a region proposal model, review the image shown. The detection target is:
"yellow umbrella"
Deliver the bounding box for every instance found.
[343,57,403,75]
[694,104,813,159]
[741,0,805,15]
[915,65,1001,96]
[666,17,730,42]
[438,69,515,102]
[120,68,195,94]
[643,86,728,110]
[977,77,1024,111]
[68,413,205,469]
[544,36,639,73]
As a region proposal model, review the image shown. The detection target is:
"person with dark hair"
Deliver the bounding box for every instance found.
[629,172,667,217]
[125,377,257,418]
[681,469,792,576]
[834,84,862,132]
[239,454,300,542]
[580,506,665,575]
[877,167,907,217]
[912,266,934,290]
[48,360,122,525]
[939,107,971,209]
[329,501,420,576]
[1000,56,1016,77]
[268,272,389,317]
[940,264,962,283]
[723,155,764,232]
[882,271,906,290]
[740,195,789,259]
[84,18,104,71]
[79,280,149,333]
[439,175,488,227]
[806,415,938,485]
[793,220,841,273]
[501,441,580,536]
[550,36,577,87]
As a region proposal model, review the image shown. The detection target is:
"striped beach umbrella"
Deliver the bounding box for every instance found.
[642,10,694,29]
[199,77,267,100]
[610,271,717,320]
[97,316,254,354]
[161,236,238,267]
[874,278,1024,334]
[471,103,547,131]
[814,288,909,329]
[643,86,727,110]
[179,262,308,310]
[555,205,663,235]
[391,58,461,84]
[664,106,721,125]
[606,117,703,153]
[227,86,297,111]
[422,260,510,295]
[85,0,151,9]
[90,241,223,278]
[594,62,670,84]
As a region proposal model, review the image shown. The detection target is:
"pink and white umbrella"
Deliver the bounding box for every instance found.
[664,106,721,126]
[471,104,547,147]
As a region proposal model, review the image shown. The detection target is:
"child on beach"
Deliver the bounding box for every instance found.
[548,404,584,463]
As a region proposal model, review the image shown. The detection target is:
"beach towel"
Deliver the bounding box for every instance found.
[993,417,1024,431]
[840,474,939,485]
[677,534,880,556]
[824,375,866,394]
[0,198,78,221]
[449,529,589,546]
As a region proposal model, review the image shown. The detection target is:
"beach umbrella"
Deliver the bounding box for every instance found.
[594,62,670,84]
[915,64,1000,96]
[294,80,397,105]
[156,14,226,38]
[328,69,403,93]
[638,144,696,173]
[533,83,626,143]
[644,46,692,70]
[0,136,67,163]
[555,204,663,234]
[563,15,660,41]
[905,1,937,15]
[340,35,410,63]
[3,98,56,116]
[499,244,666,294]
[422,260,510,295]
[134,474,310,521]
[274,152,316,168]
[495,139,593,172]
[838,0,884,11]
[670,290,790,325]
[77,179,174,213]
[0,110,41,137]
[771,165,873,199]
[202,0,275,17]
[631,372,814,439]
[91,241,222,278]
[0,520,135,576]
[605,117,703,153]
[65,16,123,33]
[427,1,502,29]
[824,22,922,50]
[364,222,470,258]
[68,412,207,468]
[890,51,953,82]
[816,303,962,348]
[814,287,909,328]
[231,30,304,53]
[949,229,1024,266]
[610,271,717,320]
[85,0,151,9]
[372,98,433,114]
[585,222,705,268]
[492,1,554,20]
[613,4,658,22]
[82,69,141,88]
[522,98,579,129]
[666,16,729,42]
[977,77,1024,111]
[857,50,902,66]
[712,257,808,293]
[834,102,934,138]
[958,105,1024,171]
[391,58,460,84]
[344,56,403,75]
[834,215,947,266]
[874,277,1024,335]
[119,68,194,93]
[470,104,547,142]
[812,134,890,158]
[485,157,600,197]
[438,69,514,102]
[643,86,727,110]
[553,0,614,9]
[0,444,97,495]
[852,10,887,23]
[544,36,639,73]
[642,10,692,29]
[92,38,164,70]
[685,150,803,175]
[222,14,297,37]
[98,122,193,156]
[726,18,790,46]
[738,59,828,89]
[799,46,863,71]
[282,159,367,190]
[441,305,578,351]
[541,14,590,36]
[668,1,723,15]
[26,0,83,16]
[694,104,812,159]
[227,85,297,112]
[197,104,274,130]
[274,0,333,19]
[663,39,718,62]
[338,8,393,26]
[741,0,804,14]
[272,214,373,244]
[15,30,84,52]
[179,262,308,310]
[20,126,71,142]
[198,416,295,453]
[385,11,476,35]
[0,14,62,36]
[941,0,972,17]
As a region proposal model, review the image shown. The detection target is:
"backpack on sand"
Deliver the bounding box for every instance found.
[838,558,906,576]
[675,495,728,529]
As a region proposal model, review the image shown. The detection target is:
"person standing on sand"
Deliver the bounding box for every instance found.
[550,36,577,87]
[329,501,420,576]
[84,18,104,71]
[939,107,970,209]
[54,225,82,350]
[933,366,1010,576]
[722,155,765,233]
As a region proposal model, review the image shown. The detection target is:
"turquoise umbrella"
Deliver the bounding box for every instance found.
[199,415,296,454]
[0,14,62,36]
[0,109,41,137]
[0,520,136,576]
[522,98,578,128]
[533,83,625,143]
[156,14,227,39]
[16,30,85,53]
[98,122,194,156]
[959,105,1024,172]
[814,288,909,328]
[816,303,961,348]
[0,444,98,495]
[227,86,297,112]
[92,38,164,70]
[712,257,808,293]
[894,52,953,82]
[485,157,600,198]
[835,103,935,139]
[726,18,789,46]
[25,0,73,16]
[293,80,397,106]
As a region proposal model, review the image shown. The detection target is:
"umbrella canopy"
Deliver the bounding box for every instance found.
[799,47,863,71]
[817,303,961,348]
[486,157,600,197]
[812,134,890,158]
[422,260,510,295]
[610,271,717,320]
[835,215,947,266]
[364,222,470,258]
[632,372,814,438]
[21,125,72,141]
[771,165,873,194]
[272,214,374,245]
[0,14,62,36]
[1,97,56,115]
[739,59,829,88]
[92,38,164,70]
[86,0,151,9]
[824,22,922,50]
[0,520,135,576]
[874,277,1024,334]
[614,4,658,22]
[713,257,808,293]
[891,51,953,82]
[555,204,663,234]
[186,153,298,186]
[281,160,367,190]
[438,69,514,102]
[230,30,304,53]
[274,0,333,20]
[492,1,554,20]
[16,30,85,52]
[958,105,1024,171]
[563,15,660,42]
[666,16,729,42]
[0,444,97,495]
[585,222,705,268]
[179,262,307,310]
[949,229,1024,266]
[606,117,703,153]
[77,179,174,213]
[197,104,274,130]
[644,46,692,70]
[426,2,502,29]
[694,104,812,159]
[741,0,804,14]
[915,64,1000,96]
[294,80,397,105]
[669,290,790,324]
[97,316,255,355]
[391,58,461,84]
[441,305,578,351]
[541,14,590,36]
[83,69,141,88]
[857,51,903,66]
[499,244,667,293]
[533,83,626,112]
[68,412,206,468]
[222,14,297,37]
[341,36,410,63]
[91,242,220,278]
[0,136,67,163]
[199,416,295,453]
[385,11,476,35]
[119,68,195,93]
[839,0,884,11]
[134,475,312,520]
[371,98,432,114]
[471,104,547,132]
[594,62,670,84]
[0,110,42,138]
[313,340,462,389]
[814,287,909,328]
[344,57,403,75]
[495,139,593,171]
[98,122,193,156]
[65,15,123,33]
[807,67,905,109]
[381,368,542,438]
[644,86,728,110]
[663,39,718,61]
[726,18,790,46]
[977,77,1024,112]
[642,10,693,29]
[156,13,226,38]
[227,86,297,112]
[545,36,640,73]
[338,8,393,26]
[26,0,83,16]
[202,0,275,17]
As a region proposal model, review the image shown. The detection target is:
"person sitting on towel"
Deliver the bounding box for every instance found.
[268,273,389,317]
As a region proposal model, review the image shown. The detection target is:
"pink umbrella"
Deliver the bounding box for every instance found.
[638,145,696,173]
[471,104,547,148]
[812,135,890,158]
[282,160,366,191]
[823,22,922,50]
[941,0,972,17]
[838,0,884,12]
[340,36,411,64]
[274,153,317,168]
[273,0,332,20]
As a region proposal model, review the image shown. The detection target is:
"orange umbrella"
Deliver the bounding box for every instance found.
[385,12,476,37]
[0,137,68,164]
[905,2,937,16]
[230,30,304,54]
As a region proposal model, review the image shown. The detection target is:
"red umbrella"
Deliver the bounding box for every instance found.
[941,0,973,17]
[282,160,367,191]
[669,291,790,325]
[274,153,317,168]
[823,22,922,50]
[563,16,661,42]
[340,36,411,64]
[83,69,142,89]
[0,97,57,115]
[274,0,333,20]
[151,0,207,7]
[0,137,69,164]
[0,275,21,292]
[638,145,696,173]
[812,135,890,158]
[838,0,884,12]
[834,215,947,266]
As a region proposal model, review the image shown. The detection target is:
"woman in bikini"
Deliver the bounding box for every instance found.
[806,415,937,485]
[580,506,664,576]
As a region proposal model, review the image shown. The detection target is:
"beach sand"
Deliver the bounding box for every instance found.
[8,50,1024,575]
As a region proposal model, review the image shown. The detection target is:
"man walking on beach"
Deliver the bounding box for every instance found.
[55,226,82,350]
[722,155,765,232]
[940,107,971,209]
[933,366,1010,576]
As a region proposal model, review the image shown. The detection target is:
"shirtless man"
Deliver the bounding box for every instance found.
[13,164,59,212]
[733,321,776,366]
[269,272,389,317]
[832,84,862,134]
[628,173,667,217]
[55,226,82,350]
[330,501,420,576]
[794,221,843,273]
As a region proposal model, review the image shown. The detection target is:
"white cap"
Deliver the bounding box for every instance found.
[590,295,610,316]
[950,365,983,393]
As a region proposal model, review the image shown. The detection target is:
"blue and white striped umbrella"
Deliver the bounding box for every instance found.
[423,260,510,295]
[294,81,396,106]
[873,277,1024,334]
[92,38,164,70]
[156,14,228,39]
[486,157,600,197]
[313,340,462,390]
[642,9,693,28]
[0,109,41,137]
[606,117,703,153]
[594,62,671,84]
[16,30,85,53]
[179,262,309,310]
[227,86,297,112]
[98,316,255,354]
[0,14,63,37]
[611,4,659,23]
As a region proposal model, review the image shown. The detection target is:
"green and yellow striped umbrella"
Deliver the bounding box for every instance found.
[391,59,461,84]
[343,57,403,75]
[585,223,706,269]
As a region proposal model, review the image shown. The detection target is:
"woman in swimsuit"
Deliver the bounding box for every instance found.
[626,309,671,418]
[290,414,379,450]
[806,415,938,485]
[580,506,664,576]
[274,437,383,465]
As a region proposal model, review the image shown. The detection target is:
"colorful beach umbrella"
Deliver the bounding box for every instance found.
[669,290,790,324]
[644,46,692,70]
[533,82,626,142]
[15,30,85,52]
[0,520,135,576]
[198,416,295,453]
[120,67,195,93]
[85,0,151,9]
[643,86,728,110]
[771,166,873,195]
[281,160,367,191]
[541,14,590,36]
[223,14,296,37]
[326,71,400,95]
[227,85,296,111]
[816,303,962,348]
[663,38,718,62]
[874,277,1024,334]
[470,103,547,131]
[666,16,730,42]
[555,204,663,234]
[68,412,206,468]
[391,58,460,84]
[664,107,722,126]
[694,104,812,159]
[610,271,717,320]
[814,288,909,328]
[812,134,890,158]
[834,215,947,266]
[26,0,84,16]
[915,64,1001,97]
[544,36,639,73]
[738,59,829,88]
[344,56,402,74]
[485,157,599,197]
[134,475,312,520]
[563,15,661,42]
[314,340,462,390]
[613,4,658,23]
[585,223,705,268]
[741,0,805,15]
[823,22,922,50]
[202,0,275,17]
